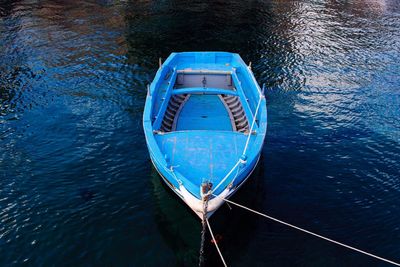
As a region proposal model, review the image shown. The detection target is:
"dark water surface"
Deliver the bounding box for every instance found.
[1,0,399,266]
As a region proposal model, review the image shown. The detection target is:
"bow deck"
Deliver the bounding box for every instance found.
[155,131,250,198]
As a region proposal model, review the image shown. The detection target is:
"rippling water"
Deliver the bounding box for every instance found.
[1,0,399,266]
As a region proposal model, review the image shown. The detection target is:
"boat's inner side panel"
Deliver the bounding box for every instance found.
[152,74,172,121]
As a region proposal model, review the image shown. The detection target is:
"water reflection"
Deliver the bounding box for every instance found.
[0,0,399,265]
[151,168,200,266]
[151,158,266,266]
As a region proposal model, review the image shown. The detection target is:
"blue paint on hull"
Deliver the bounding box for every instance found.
[143,52,267,216]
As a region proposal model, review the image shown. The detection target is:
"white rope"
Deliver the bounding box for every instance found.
[213,195,400,266]
[168,166,182,185]
[212,93,264,194]
[242,93,263,155]
[211,161,240,193]
[206,218,228,267]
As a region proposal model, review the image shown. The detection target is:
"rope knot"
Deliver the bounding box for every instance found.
[201,182,213,201]
[239,154,247,165]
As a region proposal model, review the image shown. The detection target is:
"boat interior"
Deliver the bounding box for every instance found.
[157,72,250,133]
[145,53,265,196]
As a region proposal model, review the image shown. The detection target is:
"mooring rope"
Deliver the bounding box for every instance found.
[212,92,264,194]
[199,192,209,267]
[212,160,240,194]
[242,92,263,155]
[206,218,228,267]
[213,194,400,267]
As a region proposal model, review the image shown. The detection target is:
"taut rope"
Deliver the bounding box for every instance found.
[207,219,227,267]
[213,194,400,266]
[212,91,264,194]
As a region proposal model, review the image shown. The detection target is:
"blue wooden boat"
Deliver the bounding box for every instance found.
[143,52,267,218]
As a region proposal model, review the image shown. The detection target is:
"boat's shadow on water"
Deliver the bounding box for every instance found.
[150,156,267,266]
[150,167,201,266]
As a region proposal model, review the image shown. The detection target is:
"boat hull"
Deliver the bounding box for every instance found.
[143,52,267,219]
[150,152,261,219]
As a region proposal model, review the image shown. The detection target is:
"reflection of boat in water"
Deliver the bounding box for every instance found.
[143,52,267,218]
[150,168,200,266]
[151,157,265,265]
